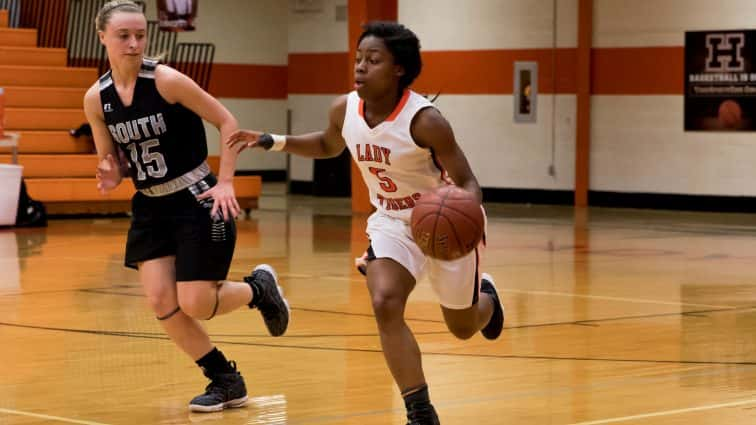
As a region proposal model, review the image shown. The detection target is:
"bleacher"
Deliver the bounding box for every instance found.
[0,1,261,215]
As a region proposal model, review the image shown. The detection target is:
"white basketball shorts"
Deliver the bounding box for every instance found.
[364,210,487,309]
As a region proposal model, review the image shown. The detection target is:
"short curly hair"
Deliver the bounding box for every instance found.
[358,22,422,90]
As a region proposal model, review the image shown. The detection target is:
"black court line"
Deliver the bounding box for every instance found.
[80,288,145,298]
[8,285,756,341]
[506,305,751,330]
[77,288,756,334]
[7,286,756,335]
[75,287,756,329]
[0,284,143,298]
[0,299,731,339]
[78,288,448,324]
[1,320,756,366]
[64,329,450,338]
[292,306,445,323]
[497,216,756,238]
[176,331,450,338]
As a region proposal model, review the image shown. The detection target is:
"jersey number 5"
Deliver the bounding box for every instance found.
[368,167,397,192]
[126,139,168,181]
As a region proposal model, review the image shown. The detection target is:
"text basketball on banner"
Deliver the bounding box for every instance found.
[685,29,756,131]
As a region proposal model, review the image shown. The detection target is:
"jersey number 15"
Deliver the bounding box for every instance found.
[126,139,168,181]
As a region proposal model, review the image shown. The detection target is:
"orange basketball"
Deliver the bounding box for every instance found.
[410,185,484,261]
[718,99,742,128]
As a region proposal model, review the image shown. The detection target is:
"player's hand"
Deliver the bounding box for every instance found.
[225,129,264,153]
[196,180,240,221]
[95,154,122,195]
[117,149,131,177]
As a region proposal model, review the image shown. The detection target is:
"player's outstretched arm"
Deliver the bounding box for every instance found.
[226,95,348,159]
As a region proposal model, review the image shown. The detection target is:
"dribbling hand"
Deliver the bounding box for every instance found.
[226,129,264,153]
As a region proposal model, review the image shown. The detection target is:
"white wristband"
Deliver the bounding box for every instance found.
[269,134,286,151]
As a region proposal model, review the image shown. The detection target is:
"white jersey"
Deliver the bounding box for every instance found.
[342,89,451,222]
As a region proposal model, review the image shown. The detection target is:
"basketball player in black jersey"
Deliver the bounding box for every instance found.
[82,0,290,412]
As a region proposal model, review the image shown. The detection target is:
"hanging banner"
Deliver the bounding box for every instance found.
[685,29,756,131]
[157,0,198,32]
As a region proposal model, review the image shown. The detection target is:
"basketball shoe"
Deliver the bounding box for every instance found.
[245,264,290,336]
[189,361,248,412]
[480,273,504,340]
[406,403,440,425]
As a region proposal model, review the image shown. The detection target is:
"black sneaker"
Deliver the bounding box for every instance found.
[406,403,440,425]
[189,361,248,412]
[245,264,290,336]
[480,273,504,340]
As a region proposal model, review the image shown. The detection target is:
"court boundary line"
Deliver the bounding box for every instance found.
[567,398,756,424]
[0,407,109,425]
[3,320,756,366]
[8,285,756,337]
[71,289,756,331]
[501,288,732,309]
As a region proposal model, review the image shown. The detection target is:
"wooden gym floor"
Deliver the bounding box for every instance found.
[2,186,756,424]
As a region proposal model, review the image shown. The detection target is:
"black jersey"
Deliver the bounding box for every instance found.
[99,59,208,190]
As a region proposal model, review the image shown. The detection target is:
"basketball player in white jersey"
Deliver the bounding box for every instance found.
[226,22,504,424]
[83,0,289,413]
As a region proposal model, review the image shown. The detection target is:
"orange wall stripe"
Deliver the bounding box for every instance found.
[206,47,683,99]
[287,48,683,96]
[288,53,350,95]
[286,49,578,96]
[414,49,578,95]
[208,63,287,99]
[592,47,683,95]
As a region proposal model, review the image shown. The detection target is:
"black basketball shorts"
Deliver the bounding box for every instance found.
[124,179,237,282]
